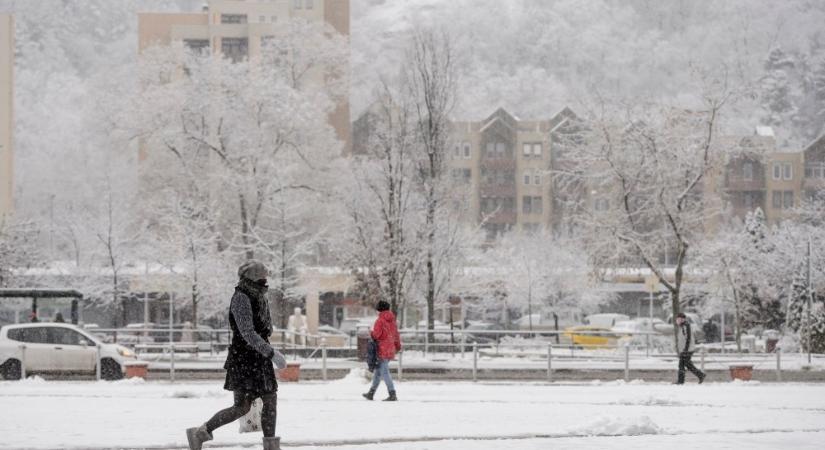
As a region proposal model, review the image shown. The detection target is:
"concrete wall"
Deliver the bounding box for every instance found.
[0,14,13,216]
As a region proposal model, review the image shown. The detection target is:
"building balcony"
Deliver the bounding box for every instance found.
[724,175,766,191]
[482,210,517,224]
[480,184,516,197]
[480,158,516,170]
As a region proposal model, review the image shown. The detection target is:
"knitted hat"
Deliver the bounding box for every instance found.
[238,260,269,281]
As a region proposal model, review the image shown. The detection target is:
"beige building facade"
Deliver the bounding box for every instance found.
[138,0,350,151]
[448,107,576,238]
[0,14,13,217]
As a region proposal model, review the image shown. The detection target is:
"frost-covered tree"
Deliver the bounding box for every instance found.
[403,29,461,339]
[556,76,740,347]
[340,82,421,315]
[132,32,346,261]
[483,230,597,331]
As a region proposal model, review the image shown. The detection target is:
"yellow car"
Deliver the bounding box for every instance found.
[563,326,617,348]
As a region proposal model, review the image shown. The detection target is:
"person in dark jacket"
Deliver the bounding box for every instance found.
[186,260,287,450]
[675,312,705,385]
[362,301,402,401]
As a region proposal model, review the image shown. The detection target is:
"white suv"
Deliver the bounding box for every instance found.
[0,323,139,380]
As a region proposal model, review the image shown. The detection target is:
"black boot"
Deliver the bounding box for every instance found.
[362,388,376,400]
[383,390,397,401]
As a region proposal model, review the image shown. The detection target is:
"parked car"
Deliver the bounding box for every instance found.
[611,318,666,335]
[563,325,617,347]
[0,323,140,380]
[583,313,630,328]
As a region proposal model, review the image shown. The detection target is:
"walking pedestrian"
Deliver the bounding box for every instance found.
[675,312,705,384]
[362,301,401,401]
[186,260,287,450]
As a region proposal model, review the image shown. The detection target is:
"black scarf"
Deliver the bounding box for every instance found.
[236,277,273,335]
[238,277,268,300]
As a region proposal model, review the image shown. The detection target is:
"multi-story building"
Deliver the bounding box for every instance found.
[0,14,13,217]
[803,132,825,201]
[719,127,814,227]
[448,107,577,238]
[138,0,350,151]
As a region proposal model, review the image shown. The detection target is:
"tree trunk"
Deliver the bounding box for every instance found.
[426,192,436,345]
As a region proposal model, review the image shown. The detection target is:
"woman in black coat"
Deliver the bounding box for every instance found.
[186,260,287,450]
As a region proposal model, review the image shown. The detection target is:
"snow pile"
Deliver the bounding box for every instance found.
[576,416,662,437]
[112,377,145,385]
[731,379,761,385]
[18,376,46,384]
[627,395,683,406]
[332,368,370,385]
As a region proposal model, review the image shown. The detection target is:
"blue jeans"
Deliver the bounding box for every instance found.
[370,359,395,392]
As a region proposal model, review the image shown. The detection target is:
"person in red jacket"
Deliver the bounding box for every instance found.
[362,301,401,401]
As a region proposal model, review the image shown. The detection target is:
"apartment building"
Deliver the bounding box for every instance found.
[138,0,350,151]
[0,14,13,217]
[446,108,578,238]
[719,128,814,226]
[803,133,825,201]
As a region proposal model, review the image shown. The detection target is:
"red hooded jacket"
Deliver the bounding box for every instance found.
[371,310,402,360]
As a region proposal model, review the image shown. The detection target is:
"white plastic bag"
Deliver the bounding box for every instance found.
[238,398,263,433]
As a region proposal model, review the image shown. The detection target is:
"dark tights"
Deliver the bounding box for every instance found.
[205,391,277,437]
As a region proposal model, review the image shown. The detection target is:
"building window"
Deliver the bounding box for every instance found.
[594,198,610,211]
[743,162,754,181]
[523,143,531,157]
[783,163,793,180]
[532,196,543,214]
[783,190,794,209]
[534,172,541,185]
[486,142,495,158]
[221,14,247,24]
[183,39,209,54]
[745,193,755,209]
[294,0,303,9]
[773,164,781,180]
[524,173,531,185]
[463,142,471,159]
[523,196,532,214]
[271,16,277,22]
[772,190,795,209]
[453,143,461,159]
[221,38,248,63]
[533,143,542,157]
[806,164,825,179]
[305,0,314,9]
[496,142,506,158]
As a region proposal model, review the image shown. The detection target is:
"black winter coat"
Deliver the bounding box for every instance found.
[223,287,277,395]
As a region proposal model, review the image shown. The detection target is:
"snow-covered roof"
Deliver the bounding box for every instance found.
[755,126,775,137]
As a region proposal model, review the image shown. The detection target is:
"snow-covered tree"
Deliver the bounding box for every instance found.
[339,82,422,315]
[483,230,598,331]
[403,29,461,340]
[556,77,741,347]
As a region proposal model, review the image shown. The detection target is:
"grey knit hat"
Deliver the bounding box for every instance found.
[238,260,269,281]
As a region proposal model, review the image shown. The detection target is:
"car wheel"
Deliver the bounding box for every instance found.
[1,359,22,380]
[100,358,123,381]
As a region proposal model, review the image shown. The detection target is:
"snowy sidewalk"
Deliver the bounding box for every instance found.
[1,370,825,449]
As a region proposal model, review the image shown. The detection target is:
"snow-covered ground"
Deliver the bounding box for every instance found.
[2,370,824,449]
